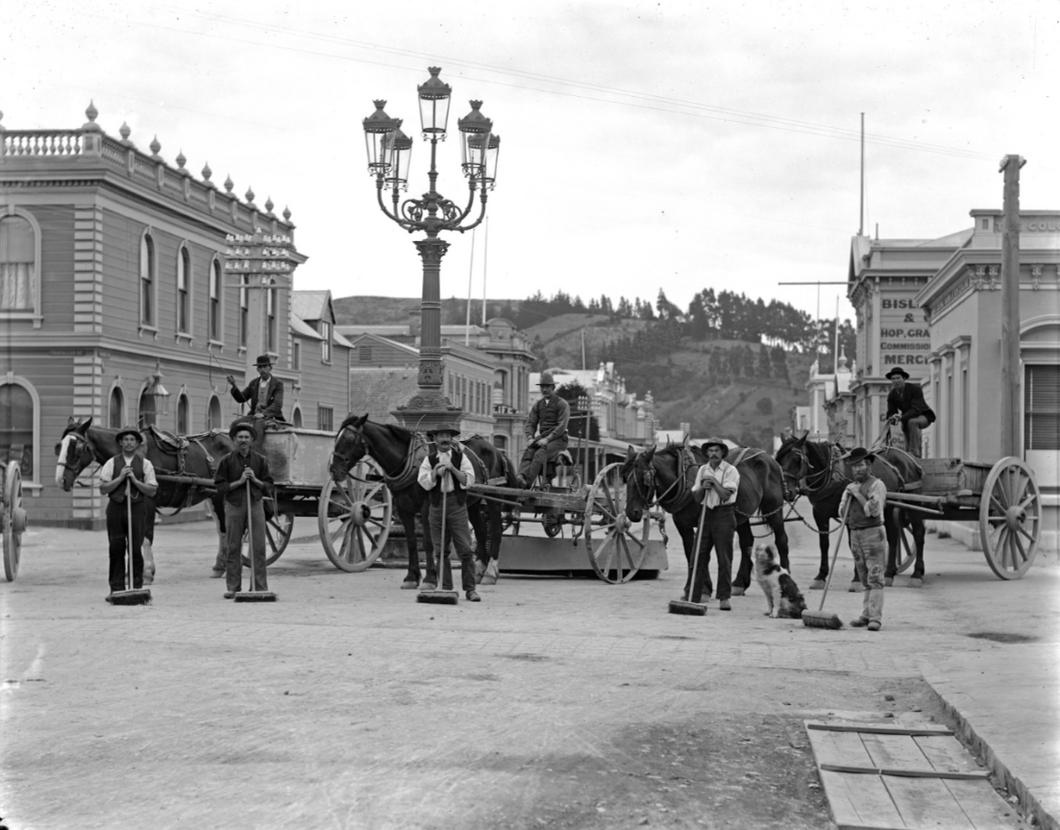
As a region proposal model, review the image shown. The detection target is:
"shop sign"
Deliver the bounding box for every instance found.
[879,294,930,367]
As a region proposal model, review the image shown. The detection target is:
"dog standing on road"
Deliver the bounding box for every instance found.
[754,542,807,619]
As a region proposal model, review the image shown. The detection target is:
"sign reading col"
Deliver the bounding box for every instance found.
[879,293,930,368]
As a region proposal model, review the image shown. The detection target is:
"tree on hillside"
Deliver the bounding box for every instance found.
[757,345,772,378]
[708,349,725,382]
[616,296,632,318]
[656,289,682,321]
[770,345,789,382]
[557,381,600,441]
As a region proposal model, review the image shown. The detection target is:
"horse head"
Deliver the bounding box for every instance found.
[774,431,810,502]
[54,417,104,491]
[330,413,370,482]
[621,445,657,523]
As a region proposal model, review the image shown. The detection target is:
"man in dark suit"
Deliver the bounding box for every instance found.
[881,366,935,457]
[227,354,284,430]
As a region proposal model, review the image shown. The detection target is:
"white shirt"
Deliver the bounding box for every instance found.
[99,454,158,487]
[418,449,476,493]
[690,460,740,508]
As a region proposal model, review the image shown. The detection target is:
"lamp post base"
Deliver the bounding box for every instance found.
[390,392,463,435]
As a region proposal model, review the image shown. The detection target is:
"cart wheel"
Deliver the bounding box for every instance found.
[583,462,649,583]
[241,509,294,567]
[980,457,1040,580]
[894,509,915,574]
[318,458,393,572]
[3,461,27,582]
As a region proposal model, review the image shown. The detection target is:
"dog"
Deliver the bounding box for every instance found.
[754,542,807,619]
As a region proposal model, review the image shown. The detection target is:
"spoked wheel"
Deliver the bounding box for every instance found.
[3,461,28,582]
[980,457,1040,580]
[241,508,294,567]
[318,458,393,572]
[583,462,649,583]
[894,509,915,574]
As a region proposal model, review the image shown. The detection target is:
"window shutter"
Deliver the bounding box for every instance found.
[1025,365,1060,450]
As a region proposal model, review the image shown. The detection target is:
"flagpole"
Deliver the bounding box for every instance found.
[465,227,476,346]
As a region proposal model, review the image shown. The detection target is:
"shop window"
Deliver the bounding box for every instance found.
[209,258,222,341]
[0,381,34,479]
[318,406,334,432]
[1025,365,1060,450]
[0,214,37,314]
[109,387,124,429]
[140,231,156,327]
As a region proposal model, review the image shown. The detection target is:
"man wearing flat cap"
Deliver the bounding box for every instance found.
[689,437,740,611]
[417,423,481,602]
[98,426,157,599]
[214,421,275,598]
[839,447,887,631]
[227,354,285,426]
[516,371,570,489]
[881,366,935,458]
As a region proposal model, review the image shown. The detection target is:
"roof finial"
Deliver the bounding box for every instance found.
[245,186,256,206]
[201,161,213,182]
[149,135,162,159]
[265,196,275,216]
[224,175,234,193]
[82,100,101,131]
[282,206,292,221]
[119,122,132,144]
[176,149,187,171]
[0,110,5,133]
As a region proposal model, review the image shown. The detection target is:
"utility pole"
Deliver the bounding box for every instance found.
[999,155,1025,458]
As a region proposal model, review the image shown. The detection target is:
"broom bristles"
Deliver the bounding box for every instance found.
[234,591,277,602]
[802,610,844,629]
[668,600,707,616]
[417,591,459,605]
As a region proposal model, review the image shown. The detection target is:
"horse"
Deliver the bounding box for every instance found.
[774,433,927,588]
[621,443,792,598]
[55,417,234,577]
[328,414,515,588]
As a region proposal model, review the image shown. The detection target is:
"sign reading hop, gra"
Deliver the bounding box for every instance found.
[879,294,930,368]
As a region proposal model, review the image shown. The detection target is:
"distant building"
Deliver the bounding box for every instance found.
[0,104,350,527]
[801,350,856,446]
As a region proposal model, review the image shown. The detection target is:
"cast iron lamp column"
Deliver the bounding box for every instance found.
[363,66,500,433]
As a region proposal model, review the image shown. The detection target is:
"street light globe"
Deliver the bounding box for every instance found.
[417,66,451,138]
[362,100,402,176]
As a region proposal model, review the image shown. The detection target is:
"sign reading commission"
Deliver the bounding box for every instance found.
[880,294,930,368]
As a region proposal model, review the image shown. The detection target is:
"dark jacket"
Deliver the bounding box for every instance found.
[230,376,285,420]
[885,383,936,425]
[214,449,274,507]
[526,395,570,442]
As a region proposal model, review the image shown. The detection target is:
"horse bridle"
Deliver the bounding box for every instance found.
[330,424,372,476]
[626,460,657,507]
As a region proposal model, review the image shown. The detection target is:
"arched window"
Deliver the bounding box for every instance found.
[266,286,277,353]
[177,244,191,334]
[238,276,248,348]
[0,214,37,314]
[138,389,157,428]
[176,393,190,434]
[291,405,303,428]
[140,231,156,326]
[0,380,36,479]
[209,257,222,342]
[207,395,222,431]
[109,387,125,429]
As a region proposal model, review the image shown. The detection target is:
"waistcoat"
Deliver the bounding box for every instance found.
[427,448,468,507]
[109,455,146,504]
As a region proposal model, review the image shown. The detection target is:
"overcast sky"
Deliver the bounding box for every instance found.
[4,1,1058,326]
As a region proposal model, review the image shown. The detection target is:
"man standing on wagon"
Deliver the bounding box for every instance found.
[214,422,275,599]
[881,366,935,458]
[689,438,740,611]
[516,372,570,489]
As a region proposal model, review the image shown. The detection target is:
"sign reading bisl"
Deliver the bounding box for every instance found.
[880,294,930,367]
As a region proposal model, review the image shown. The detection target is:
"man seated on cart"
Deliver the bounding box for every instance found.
[226,353,285,449]
[881,366,935,458]
[516,372,570,489]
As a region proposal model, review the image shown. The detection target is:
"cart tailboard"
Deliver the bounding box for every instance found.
[261,428,336,485]
[920,458,991,495]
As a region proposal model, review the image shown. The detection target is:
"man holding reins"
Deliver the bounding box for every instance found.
[881,366,935,458]
[516,372,570,489]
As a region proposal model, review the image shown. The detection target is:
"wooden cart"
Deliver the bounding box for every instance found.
[2,460,28,581]
[887,456,1041,579]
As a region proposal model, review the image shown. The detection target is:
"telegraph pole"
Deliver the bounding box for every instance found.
[999,155,1025,459]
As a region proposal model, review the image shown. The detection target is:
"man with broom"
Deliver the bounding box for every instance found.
[689,438,740,611]
[417,423,481,603]
[839,447,888,631]
[215,422,274,599]
[98,426,157,602]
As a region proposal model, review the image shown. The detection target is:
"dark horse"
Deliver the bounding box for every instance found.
[328,415,515,588]
[55,417,235,576]
[774,434,927,587]
[621,443,791,596]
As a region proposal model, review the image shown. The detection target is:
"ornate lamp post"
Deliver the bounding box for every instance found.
[362,67,501,433]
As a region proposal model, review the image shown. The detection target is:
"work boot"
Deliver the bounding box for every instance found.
[719,599,731,611]
[466,590,481,602]
[850,617,870,627]
[867,621,882,631]
[224,591,236,599]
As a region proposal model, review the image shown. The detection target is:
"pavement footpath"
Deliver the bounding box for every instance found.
[0,516,1057,829]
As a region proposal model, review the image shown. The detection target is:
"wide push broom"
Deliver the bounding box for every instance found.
[109,480,152,606]
[418,471,459,606]
[668,496,709,616]
[235,480,277,602]
[802,502,849,629]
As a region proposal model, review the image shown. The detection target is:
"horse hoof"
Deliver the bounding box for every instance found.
[400,580,419,590]
[884,577,894,588]
[731,586,746,597]
[909,578,923,588]
[809,580,826,590]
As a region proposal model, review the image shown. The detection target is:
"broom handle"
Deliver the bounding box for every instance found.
[126,479,133,590]
[817,501,851,612]
[438,470,448,583]
[246,479,255,591]
[689,494,709,601]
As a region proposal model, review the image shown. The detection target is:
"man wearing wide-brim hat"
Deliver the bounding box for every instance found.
[98,426,158,601]
[516,371,570,489]
[881,366,935,458]
[214,421,275,598]
[226,354,285,425]
[687,437,741,611]
[417,423,481,601]
[839,447,888,631]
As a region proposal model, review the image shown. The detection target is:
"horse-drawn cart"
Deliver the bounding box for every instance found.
[886,456,1041,580]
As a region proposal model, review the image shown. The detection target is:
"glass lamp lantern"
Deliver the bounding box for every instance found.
[457,101,493,179]
[145,362,170,417]
[384,128,413,190]
[417,67,451,138]
[481,133,501,189]
[362,100,402,176]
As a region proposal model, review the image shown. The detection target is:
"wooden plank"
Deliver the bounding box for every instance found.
[809,729,875,768]
[942,778,1024,830]
[821,765,986,780]
[913,735,984,777]
[807,721,952,736]
[861,733,933,771]
[819,769,907,830]
[884,775,974,830]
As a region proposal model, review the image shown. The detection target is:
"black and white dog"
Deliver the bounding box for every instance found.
[754,542,807,619]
